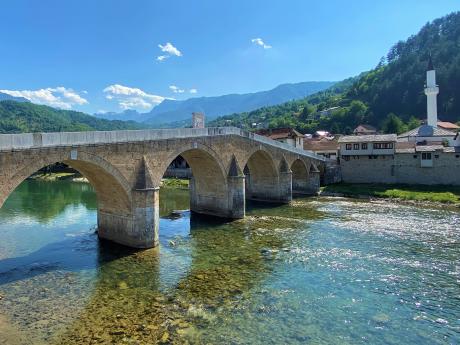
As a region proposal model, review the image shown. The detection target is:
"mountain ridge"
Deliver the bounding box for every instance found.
[0,92,30,103]
[95,81,335,125]
[0,100,145,134]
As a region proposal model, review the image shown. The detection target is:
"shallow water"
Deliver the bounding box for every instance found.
[0,180,459,344]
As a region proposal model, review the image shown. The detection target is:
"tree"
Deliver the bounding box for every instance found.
[300,103,314,121]
[407,116,421,130]
[382,113,405,134]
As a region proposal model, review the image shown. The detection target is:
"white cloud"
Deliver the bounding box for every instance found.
[251,38,272,49]
[169,85,185,93]
[103,84,166,111]
[156,42,182,61]
[0,87,88,109]
[189,88,198,94]
[156,55,169,62]
[159,42,182,56]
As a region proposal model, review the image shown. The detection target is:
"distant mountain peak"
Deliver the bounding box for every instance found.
[0,92,30,103]
[94,81,335,126]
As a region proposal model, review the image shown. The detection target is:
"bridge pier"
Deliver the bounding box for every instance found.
[246,171,292,203]
[98,188,159,248]
[292,172,320,195]
[190,175,245,219]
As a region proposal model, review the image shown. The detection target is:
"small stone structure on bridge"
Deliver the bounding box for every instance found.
[0,127,324,248]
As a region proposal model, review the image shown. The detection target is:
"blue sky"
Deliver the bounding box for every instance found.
[0,0,459,114]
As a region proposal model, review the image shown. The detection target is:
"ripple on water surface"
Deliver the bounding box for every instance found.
[0,181,459,344]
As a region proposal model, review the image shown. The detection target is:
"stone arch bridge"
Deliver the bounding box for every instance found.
[0,127,324,248]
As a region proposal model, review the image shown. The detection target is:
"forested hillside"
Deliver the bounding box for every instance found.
[210,11,460,134]
[0,101,145,133]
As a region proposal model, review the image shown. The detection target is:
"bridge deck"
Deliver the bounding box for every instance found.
[0,127,324,161]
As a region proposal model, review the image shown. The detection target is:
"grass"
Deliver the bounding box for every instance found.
[161,178,190,189]
[30,172,78,181]
[321,183,460,204]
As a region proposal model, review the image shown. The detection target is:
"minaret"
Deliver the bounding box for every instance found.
[424,55,439,127]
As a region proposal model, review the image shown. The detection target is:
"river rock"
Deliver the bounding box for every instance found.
[372,313,390,324]
[118,281,129,290]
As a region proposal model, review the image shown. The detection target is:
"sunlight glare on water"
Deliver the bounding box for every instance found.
[0,181,459,344]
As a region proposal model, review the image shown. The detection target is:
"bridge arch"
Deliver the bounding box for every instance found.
[243,149,281,202]
[160,144,235,217]
[291,159,310,193]
[0,150,160,248]
[2,151,132,213]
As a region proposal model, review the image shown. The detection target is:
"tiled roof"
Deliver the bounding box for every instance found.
[354,124,377,133]
[398,126,456,138]
[395,148,416,154]
[396,145,460,154]
[437,121,460,130]
[442,147,460,153]
[256,128,303,140]
[415,145,445,152]
[303,137,339,151]
[338,134,397,143]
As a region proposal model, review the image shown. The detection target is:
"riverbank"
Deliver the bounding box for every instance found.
[29,172,88,182]
[161,178,189,189]
[321,183,460,205]
[30,173,190,188]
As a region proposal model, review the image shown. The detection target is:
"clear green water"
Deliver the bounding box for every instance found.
[0,180,459,344]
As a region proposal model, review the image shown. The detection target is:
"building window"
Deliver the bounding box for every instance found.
[353,143,359,150]
[413,155,418,159]
[361,143,368,150]
[346,144,352,150]
[434,154,439,159]
[373,142,394,149]
[421,153,432,160]
[456,155,460,158]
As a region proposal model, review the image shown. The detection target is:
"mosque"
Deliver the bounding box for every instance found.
[338,57,460,185]
[397,56,459,146]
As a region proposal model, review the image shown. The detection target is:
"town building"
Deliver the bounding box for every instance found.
[255,128,304,149]
[353,124,377,135]
[338,58,460,185]
[312,106,341,120]
[304,136,340,159]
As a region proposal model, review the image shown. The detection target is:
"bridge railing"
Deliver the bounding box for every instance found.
[0,127,324,161]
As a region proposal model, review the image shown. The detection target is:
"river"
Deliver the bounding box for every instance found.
[0,180,459,344]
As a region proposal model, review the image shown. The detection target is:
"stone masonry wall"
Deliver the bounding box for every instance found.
[341,152,460,185]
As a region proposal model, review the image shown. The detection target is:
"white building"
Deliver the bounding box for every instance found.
[338,134,397,160]
[256,128,304,149]
[337,58,460,185]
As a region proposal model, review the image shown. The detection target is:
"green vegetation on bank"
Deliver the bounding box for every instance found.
[0,101,146,133]
[210,12,460,134]
[161,178,190,189]
[30,172,78,181]
[322,183,460,204]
